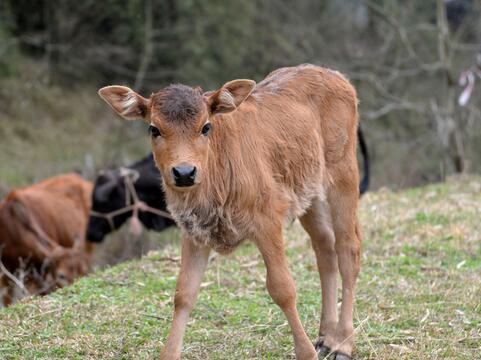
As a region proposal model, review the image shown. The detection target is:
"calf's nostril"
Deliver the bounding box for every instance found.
[172,167,181,179]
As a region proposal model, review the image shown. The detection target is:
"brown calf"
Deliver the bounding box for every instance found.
[100,64,361,359]
[0,173,93,306]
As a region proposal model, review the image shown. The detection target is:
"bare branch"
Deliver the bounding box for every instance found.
[134,0,154,91]
[363,0,418,61]
[0,247,29,296]
[364,102,425,121]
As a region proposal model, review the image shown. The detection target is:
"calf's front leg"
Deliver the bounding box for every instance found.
[160,235,210,360]
[255,227,317,360]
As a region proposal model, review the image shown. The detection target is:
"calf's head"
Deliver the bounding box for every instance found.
[98,80,255,192]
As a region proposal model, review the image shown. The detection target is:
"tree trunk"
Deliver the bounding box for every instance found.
[436,0,465,174]
[134,0,154,92]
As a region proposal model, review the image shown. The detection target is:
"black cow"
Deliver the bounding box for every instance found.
[87,154,175,243]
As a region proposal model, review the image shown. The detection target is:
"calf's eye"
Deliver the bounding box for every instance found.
[149,125,161,138]
[201,123,211,136]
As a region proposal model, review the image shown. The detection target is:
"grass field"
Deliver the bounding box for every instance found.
[0,176,480,359]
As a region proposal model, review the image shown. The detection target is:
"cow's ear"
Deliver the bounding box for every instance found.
[96,170,115,185]
[98,86,150,120]
[95,177,117,203]
[204,79,256,115]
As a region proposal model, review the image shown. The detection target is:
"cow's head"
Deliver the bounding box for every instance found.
[49,238,90,287]
[86,170,130,242]
[35,236,90,288]
[87,165,173,242]
[98,80,255,193]
[5,197,90,290]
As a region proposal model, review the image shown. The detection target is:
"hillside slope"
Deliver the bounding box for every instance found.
[0,63,150,192]
[1,177,480,359]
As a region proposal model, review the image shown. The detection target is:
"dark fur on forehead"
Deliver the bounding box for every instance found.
[151,84,204,123]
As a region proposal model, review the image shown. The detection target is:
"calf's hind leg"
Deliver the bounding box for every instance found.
[323,182,361,359]
[299,198,338,357]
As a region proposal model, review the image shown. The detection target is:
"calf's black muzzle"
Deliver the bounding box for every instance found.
[172,165,196,187]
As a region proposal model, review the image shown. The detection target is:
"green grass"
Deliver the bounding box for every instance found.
[1,176,481,359]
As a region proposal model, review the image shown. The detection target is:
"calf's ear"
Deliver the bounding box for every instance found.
[204,79,256,115]
[98,86,150,120]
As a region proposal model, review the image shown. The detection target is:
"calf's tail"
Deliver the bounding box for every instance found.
[357,124,370,195]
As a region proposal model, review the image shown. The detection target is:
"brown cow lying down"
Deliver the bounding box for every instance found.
[0,173,93,306]
[100,64,362,360]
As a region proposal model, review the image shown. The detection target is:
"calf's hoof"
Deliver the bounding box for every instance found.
[333,352,352,360]
[314,339,331,358]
